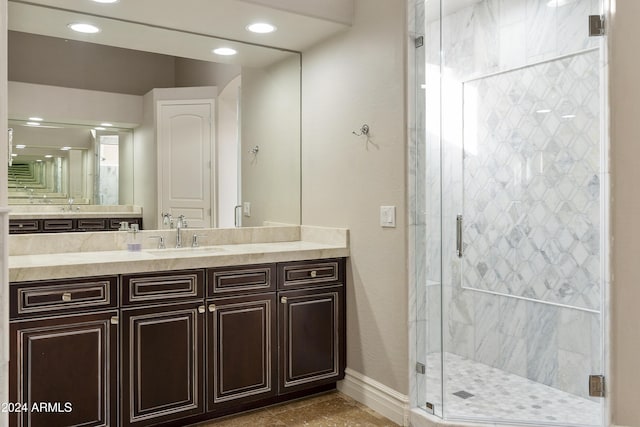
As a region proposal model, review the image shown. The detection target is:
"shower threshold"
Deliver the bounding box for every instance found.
[421,353,602,426]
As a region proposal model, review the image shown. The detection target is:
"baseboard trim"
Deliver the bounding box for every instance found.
[337,368,410,426]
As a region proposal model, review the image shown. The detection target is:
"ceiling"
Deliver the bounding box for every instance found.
[8,0,354,67]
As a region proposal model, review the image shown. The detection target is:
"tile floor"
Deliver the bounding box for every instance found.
[423,353,602,426]
[197,391,399,427]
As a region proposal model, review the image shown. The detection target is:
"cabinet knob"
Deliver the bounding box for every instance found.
[280,296,287,304]
[208,304,216,312]
[61,292,72,302]
[198,305,206,314]
[310,270,317,278]
[110,316,118,325]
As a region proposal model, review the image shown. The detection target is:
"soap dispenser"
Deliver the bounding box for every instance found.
[127,223,141,252]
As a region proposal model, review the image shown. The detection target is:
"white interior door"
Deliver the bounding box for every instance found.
[158,100,214,228]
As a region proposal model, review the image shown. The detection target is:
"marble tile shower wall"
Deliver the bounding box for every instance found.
[414,0,603,401]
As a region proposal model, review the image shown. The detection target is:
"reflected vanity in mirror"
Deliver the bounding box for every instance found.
[7,0,302,231]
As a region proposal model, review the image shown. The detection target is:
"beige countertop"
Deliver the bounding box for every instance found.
[9,204,143,220]
[9,226,349,282]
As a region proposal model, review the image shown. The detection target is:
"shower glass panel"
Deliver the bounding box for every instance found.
[415,0,607,425]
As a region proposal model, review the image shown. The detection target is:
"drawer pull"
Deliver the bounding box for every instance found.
[208,304,216,312]
[310,270,317,278]
[280,296,287,304]
[61,292,72,302]
[198,305,206,314]
[110,316,118,325]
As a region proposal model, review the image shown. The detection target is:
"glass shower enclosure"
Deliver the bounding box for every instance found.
[413,0,608,425]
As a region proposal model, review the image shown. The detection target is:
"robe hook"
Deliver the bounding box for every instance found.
[352,124,370,137]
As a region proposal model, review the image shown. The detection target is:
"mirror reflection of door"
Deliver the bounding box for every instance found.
[158,100,214,229]
[96,133,119,205]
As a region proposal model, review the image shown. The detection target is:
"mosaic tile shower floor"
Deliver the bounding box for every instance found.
[423,353,602,426]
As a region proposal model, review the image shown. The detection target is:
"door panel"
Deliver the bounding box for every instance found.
[10,312,117,427]
[158,101,213,228]
[121,302,204,426]
[207,293,277,411]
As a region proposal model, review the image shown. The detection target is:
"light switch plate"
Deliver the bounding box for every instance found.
[380,206,396,227]
[243,202,251,217]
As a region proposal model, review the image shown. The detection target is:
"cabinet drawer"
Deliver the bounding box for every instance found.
[43,218,74,232]
[122,269,204,306]
[10,276,118,319]
[277,259,344,290]
[77,218,107,230]
[9,219,41,234]
[208,264,275,296]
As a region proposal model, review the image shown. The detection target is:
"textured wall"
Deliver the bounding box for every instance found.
[610,0,640,424]
[302,0,409,393]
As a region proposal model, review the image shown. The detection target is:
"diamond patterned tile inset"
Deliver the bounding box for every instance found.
[462,50,600,311]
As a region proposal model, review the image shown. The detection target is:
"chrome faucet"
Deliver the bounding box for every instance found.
[175,215,187,248]
[67,198,74,211]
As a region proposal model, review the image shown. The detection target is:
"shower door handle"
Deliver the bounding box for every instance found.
[456,214,463,258]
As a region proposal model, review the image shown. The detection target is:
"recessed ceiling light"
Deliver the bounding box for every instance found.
[61,146,71,151]
[26,122,40,126]
[36,159,43,162]
[94,127,106,131]
[15,144,26,149]
[213,47,237,56]
[100,123,113,127]
[44,155,53,158]
[68,23,101,34]
[92,0,119,3]
[246,23,277,34]
[28,117,43,121]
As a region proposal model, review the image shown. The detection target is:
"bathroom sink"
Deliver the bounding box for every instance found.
[145,246,228,257]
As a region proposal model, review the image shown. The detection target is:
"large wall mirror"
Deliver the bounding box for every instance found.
[7,0,303,229]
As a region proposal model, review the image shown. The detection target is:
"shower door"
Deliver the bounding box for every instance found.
[416,0,608,425]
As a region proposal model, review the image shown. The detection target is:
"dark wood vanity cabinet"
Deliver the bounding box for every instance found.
[9,277,119,427]
[121,302,205,426]
[206,293,277,411]
[9,257,346,427]
[9,216,143,233]
[120,270,205,427]
[277,259,346,395]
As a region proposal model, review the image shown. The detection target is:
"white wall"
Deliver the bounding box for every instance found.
[610,0,640,425]
[241,54,301,227]
[217,76,241,228]
[301,0,409,394]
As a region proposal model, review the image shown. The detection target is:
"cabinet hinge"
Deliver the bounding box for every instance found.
[589,375,605,397]
[416,362,425,374]
[589,15,605,37]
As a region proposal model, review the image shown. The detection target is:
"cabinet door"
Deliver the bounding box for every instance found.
[121,302,204,426]
[207,293,277,411]
[9,311,118,427]
[278,285,345,394]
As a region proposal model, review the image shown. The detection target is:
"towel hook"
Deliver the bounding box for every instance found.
[352,124,370,137]
[248,146,259,154]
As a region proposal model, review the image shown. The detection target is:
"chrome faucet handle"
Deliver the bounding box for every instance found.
[161,212,173,228]
[192,234,205,248]
[148,235,165,249]
[177,215,187,228]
